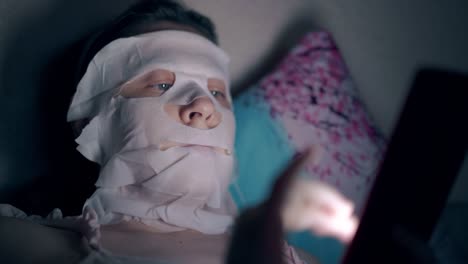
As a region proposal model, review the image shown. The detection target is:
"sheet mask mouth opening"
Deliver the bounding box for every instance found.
[159,140,231,156]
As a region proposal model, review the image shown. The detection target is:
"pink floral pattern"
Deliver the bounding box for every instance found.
[257,32,386,212]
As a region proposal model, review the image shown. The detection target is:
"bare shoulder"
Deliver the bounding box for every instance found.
[0,216,88,264]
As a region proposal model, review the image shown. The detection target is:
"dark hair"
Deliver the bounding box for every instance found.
[70,0,218,136]
[75,0,218,86]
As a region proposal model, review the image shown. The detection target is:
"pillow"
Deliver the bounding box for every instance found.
[231,31,386,264]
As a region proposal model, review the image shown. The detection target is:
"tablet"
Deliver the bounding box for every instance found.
[342,69,468,263]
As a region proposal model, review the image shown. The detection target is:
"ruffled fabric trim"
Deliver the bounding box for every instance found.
[0,204,311,263]
[0,204,101,249]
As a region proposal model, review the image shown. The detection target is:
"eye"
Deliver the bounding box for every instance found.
[152,83,173,92]
[207,78,231,109]
[210,90,225,98]
[119,69,175,98]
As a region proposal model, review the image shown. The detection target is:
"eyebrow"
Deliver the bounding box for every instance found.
[208,78,227,90]
[130,69,175,85]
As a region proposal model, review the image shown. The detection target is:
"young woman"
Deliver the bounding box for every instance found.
[0,1,357,263]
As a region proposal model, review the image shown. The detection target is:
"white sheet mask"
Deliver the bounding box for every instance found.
[67,30,237,234]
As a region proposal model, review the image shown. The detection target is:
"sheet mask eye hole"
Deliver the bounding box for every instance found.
[151,83,173,92]
[207,78,231,109]
[119,69,176,98]
[210,90,225,98]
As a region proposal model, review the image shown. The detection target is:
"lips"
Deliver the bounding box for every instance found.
[184,145,216,155]
[159,140,232,156]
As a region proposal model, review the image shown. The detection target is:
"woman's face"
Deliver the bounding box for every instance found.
[67,20,237,236]
[116,67,233,154]
[118,68,231,130]
[69,27,235,163]
[73,20,223,136]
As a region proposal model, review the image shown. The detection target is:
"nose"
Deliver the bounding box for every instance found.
[180,97,222,129]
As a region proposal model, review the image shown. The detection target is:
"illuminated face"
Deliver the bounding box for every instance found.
[68,30,235,163]
[115,68,234,155]
[120,69,230,128]
[68,30,237,234]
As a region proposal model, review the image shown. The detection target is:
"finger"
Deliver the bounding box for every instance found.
[301,180,355,217]
[305,144,323,166]
[330,215,359,244]
[301,209,358,244]
[285,179,355,219]
[268,145,322,206]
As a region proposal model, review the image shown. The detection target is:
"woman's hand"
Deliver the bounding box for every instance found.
[281,178,358,243]
[227,146,358,264]
[270,146,359,244]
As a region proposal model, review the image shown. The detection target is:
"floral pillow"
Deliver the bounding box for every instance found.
[232,31,386,263]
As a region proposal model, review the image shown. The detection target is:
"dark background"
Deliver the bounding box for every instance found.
[1,0,467,216]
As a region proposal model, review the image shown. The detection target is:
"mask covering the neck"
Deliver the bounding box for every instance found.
[67,30,236,234]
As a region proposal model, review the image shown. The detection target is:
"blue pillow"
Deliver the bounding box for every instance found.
[230,31,385,264]
[231,88,294,209]
[231,88,345,264]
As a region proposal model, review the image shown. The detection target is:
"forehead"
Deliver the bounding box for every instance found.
[69,30,231,122]
[126,20,207,40]
[94,30,230,89]
[132,40,228,81]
